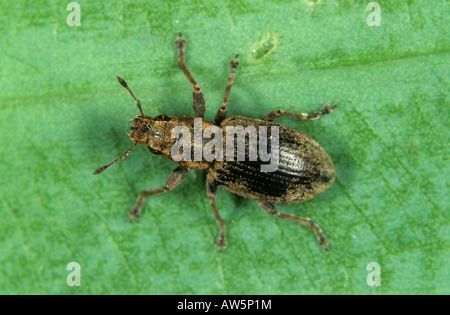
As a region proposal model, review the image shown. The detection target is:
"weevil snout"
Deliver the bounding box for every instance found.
[129,115,153,144]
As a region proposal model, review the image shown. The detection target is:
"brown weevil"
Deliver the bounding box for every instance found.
[94,34,336,251]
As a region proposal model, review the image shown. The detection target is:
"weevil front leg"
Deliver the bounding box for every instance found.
[175,34,206,118]
[130,166,189,221]
[206,181,227,251]
[263,104,336,122]
[256,201,328,250]
[215,55,240,125]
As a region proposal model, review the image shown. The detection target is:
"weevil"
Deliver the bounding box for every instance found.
[94,34,336,250]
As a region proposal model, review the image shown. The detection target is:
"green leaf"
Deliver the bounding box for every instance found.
[0,0,448,294]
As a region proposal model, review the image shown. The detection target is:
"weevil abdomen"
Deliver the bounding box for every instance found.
[206,115,335,204]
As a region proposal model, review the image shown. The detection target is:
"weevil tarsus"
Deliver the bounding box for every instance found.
[256,201,329,250]
[129,166,189,221]
[206,181,227,251]
[262,104,336,122]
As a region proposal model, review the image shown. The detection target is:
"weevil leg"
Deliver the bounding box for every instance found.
[262,104,336,122]
[206,181,227,251]
[130,166,189,221]
[215,55,240,125]
[175,34,206,118]
[256,201,329,250]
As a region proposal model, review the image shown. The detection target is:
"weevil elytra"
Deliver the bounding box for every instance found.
[94,34,336,251]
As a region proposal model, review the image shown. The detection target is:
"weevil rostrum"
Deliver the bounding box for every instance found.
[94,34,336,251]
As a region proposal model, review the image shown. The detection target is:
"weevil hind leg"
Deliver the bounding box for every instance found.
[256,201,328,250]
[215,55,240,125]
[130,166,189,221]
[263,104,336,122]
[206,181,227,251]
[175,34,206,118]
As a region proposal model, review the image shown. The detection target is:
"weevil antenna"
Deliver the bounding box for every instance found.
[93,142,138,175]
[117,76,145,117]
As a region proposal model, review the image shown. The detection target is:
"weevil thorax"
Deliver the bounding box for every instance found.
[128,114,215,169]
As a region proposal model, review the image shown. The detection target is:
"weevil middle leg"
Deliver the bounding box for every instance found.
[256,201,328,250]
[175,34,206,118]
[130,166,189,221]
[262,104,336,122]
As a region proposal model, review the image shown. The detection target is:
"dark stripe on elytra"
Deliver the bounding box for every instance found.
[214,160,317,197]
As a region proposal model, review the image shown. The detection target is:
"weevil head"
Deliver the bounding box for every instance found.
[94,77,176,175]
[128,115,153,144]
[128,114,174,154]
